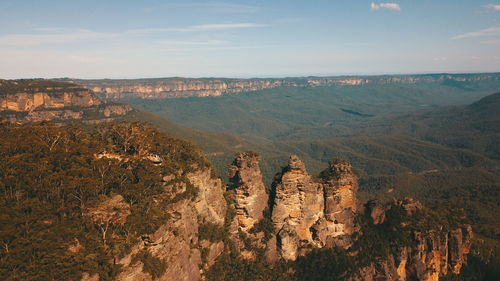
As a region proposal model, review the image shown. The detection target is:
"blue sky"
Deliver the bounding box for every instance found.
[0,0,499,78]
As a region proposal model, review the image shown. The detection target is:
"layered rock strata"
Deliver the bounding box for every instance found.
[0,79,132,123]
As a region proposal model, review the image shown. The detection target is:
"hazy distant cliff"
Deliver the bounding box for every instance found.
[63,73,500,100]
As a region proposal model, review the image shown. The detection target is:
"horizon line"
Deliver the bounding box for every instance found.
[3,71,500,81]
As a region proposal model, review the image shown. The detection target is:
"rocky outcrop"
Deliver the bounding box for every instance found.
[66,73,500,100]
[0,79,133,123]
[344,198,474,281]
[351,222,473,281]
[116,168,227,281]
[266,156,360,261]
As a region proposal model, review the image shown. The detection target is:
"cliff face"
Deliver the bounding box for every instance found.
[66,73,500,100]
[116,168,227,281]
[353,201,473,281]
[0,79,132,123]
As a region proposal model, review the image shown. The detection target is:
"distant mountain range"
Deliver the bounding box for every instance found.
[60,73,500,100]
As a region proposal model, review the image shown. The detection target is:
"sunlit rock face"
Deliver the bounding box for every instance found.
[226,152,269,259]
[312,159,359,249]
[0,79,132,123]
[271,155,324,260]
[270,156,360,261]
[227,152,268,233]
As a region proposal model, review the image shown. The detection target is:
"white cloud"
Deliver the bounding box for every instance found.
[452,26,500,39]
[483,4,500,10]
[371,2,401,11]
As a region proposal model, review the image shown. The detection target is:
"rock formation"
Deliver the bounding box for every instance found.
[227,152,268,232]
[312,159,359,249]
[72,150,475,281]
[226,152,269,258]
[226,153,473,281]
[350,200,473,281]
[0,79,132,123]
[268,156,360,260]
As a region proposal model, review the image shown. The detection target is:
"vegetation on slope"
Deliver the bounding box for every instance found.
[0,121,209,280]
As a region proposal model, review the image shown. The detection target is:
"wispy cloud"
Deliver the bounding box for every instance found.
[483,4,500,11]
[433,57,447,62]
[371,2,401,11]
[0,23,266,46]
[481,39,500,44]
[452,26,500,39]
[0,29,116,46]
[142,2,260,14]
[173,23,266,32]
[156,39,226,47]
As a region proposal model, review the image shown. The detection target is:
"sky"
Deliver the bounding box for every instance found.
[0,0,499,79]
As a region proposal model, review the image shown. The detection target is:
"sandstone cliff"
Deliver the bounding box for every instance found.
[116,168,227,281]
[0,79,132,123]
[352,200,473,281]
[65,73,500,100]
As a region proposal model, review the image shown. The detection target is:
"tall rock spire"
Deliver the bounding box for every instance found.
[227,151,268,232]
[271,155,324,260]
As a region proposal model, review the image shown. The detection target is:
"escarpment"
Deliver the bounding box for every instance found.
[65,73,500,100]
[0,79,132,123]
